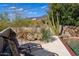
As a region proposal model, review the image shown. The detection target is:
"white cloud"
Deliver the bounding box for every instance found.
[9,7,24,11]
[17,8,24,11]
[10,6,16,9]
[41,6,47,9]
[24,9,28,12]
[28,11,37,15]
[33,12,37,14]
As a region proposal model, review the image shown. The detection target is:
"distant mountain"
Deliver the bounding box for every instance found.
[24,15,47,20]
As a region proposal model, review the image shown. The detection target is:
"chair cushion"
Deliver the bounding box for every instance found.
[0,37,4,52]
[0,28,10,38]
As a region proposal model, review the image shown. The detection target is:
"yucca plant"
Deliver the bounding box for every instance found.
[46,10,60,35]
[46,4,60,35]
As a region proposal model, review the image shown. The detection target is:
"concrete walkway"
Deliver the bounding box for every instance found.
[31,36,71,56]
[41,36,71,56]
[18,36,71,56]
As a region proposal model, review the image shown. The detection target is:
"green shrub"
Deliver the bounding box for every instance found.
[0,20,9,31]
[50,3,79,26]
[41,28,52,42]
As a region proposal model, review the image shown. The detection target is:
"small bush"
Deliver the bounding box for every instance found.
[0,20,9,31]
[41,28,52,42]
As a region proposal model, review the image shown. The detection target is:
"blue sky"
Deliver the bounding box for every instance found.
[0,3,48,19]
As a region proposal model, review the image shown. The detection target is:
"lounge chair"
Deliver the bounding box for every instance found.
[0,28,59,56]
[0,28,33,56]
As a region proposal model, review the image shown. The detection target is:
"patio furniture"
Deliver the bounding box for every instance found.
[0,28,33,56]
[0,35,12,56]
[20,43,43,53]
[30,49,59,56]
[20,43,59,56]
[0,28,59,56]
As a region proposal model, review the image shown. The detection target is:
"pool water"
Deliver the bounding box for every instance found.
[67,39,79,56]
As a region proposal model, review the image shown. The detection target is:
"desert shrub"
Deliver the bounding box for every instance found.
[41,28,52,42]
[0,20,9,31]
[10,19,41,27]
[10,19,31,27]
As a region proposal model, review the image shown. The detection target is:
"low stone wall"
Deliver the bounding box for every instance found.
[60,26,79,42]
[62,26,79,37]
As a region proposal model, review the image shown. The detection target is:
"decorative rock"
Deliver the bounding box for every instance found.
[12,27,43,41]
[61,26,79,41]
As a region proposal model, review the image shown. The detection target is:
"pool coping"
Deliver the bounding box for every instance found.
[59,38,76,56]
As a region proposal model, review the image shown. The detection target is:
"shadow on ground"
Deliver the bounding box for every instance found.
[20,43,59,56]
